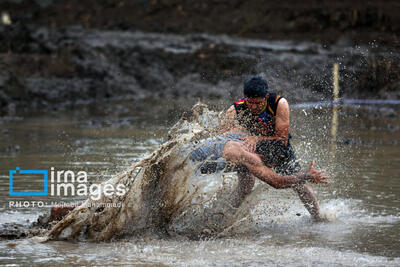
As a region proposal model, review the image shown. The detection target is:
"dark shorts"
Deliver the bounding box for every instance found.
[255,139,301,175]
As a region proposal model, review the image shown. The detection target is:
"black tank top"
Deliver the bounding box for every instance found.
[233,93,281,136]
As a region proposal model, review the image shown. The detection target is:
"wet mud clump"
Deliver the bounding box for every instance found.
[14,103,254,241]
[0,213,52,240]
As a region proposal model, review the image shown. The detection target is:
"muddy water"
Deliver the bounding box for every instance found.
[0,100,399,266]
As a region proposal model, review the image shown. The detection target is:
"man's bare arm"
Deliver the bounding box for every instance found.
[256,161,328,189]
[223,142,328,189]
[272,98,290,146]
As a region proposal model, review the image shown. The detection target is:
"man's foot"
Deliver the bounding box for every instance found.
[313,211,336,223]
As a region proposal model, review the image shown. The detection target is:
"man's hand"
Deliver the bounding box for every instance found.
[307,161,329,184]
[239,136,259,153]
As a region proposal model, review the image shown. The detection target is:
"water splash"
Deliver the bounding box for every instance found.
[44,103,251,241]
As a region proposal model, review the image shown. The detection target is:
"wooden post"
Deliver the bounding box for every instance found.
[333,63,339,101]
[330,64,340,156]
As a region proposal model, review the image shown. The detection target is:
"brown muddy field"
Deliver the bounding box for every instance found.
[0,0,399,117]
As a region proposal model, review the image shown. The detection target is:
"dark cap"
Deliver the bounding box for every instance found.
[243,76,269,98]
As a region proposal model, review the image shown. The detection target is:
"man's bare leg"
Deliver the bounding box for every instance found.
[223,140,328,221]
[230,169,255,208]
[292,184,324,222]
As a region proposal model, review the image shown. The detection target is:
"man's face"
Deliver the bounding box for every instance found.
[245,96,267,114]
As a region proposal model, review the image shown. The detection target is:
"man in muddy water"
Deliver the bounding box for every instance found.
[51,76,327,222]
[189,76,328,222]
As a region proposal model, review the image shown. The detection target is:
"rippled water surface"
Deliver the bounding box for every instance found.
[0,100,399,266]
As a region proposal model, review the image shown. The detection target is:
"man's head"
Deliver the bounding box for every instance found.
[243,76,269,114]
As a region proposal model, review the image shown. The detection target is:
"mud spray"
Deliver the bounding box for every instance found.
[25,103,261,241]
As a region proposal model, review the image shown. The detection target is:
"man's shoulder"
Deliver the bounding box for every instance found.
[275,98,289,116]
[267,93,288,115]
[276,96,288,105]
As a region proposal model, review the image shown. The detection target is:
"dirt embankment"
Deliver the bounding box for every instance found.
[2,0,400,45]
[0,1,399,116]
